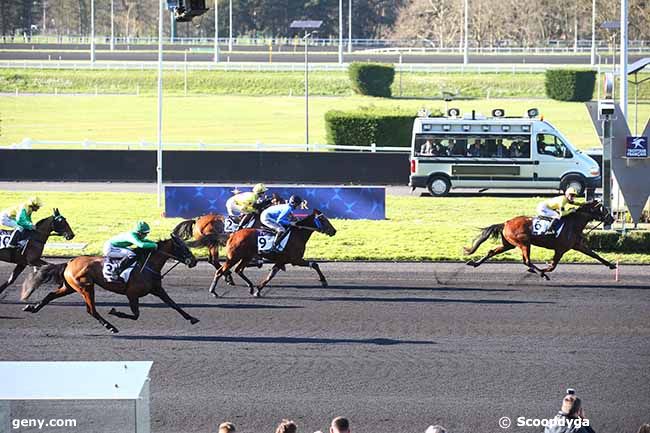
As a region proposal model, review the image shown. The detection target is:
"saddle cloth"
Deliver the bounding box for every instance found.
[0,230,27,250]
[531,217,564,237]
[224,215,256,233]
[257,229,291,254]
[102,257,135,283]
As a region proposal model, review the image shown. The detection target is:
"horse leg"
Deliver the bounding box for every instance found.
[539,250,566,277]
[518,244,548,279]
[254,264,282,297]
[291,259,328,288]
[78,285,119,334]
[108,294,140,320]
[150,286,199,324]
[208,259,237,298]
[466,243,514,268]
[23,284,74,313]
[210,244,234,286]
[0,264,26,295]
[233,260,256,295]
[572,243,617,269]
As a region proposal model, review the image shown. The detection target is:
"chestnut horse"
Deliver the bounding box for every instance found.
[0,209,75,296]
[21,235,198,333]
[209,209,337,297]
[463,201,616,280]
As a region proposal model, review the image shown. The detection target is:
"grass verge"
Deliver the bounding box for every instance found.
[1,190,646,264]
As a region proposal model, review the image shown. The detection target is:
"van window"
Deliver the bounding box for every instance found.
[414,134,530,158]
[536,134,572,158]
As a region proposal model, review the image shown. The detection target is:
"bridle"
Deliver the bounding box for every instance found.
[143,237,194,279]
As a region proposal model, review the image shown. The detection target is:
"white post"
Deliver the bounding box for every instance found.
[90,0,95,64]
[42,0,46,33]
[214,0,219,62]
[338,0,343,63]
[228,0,233,52]
[157,0,164,207]
[463,0,469,65]
[347,0,352,53]
[573,4,578,53]
[110,0,115,51]
[305,31,310,147]
[590,0,596,65]
[620,0,628,119]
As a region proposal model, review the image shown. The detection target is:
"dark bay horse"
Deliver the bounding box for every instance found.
[209,209,337,297]
[463,201,616,280]
[21,235,198,333]
[0,209,75,296]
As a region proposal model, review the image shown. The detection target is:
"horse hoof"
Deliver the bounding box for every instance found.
[189,317,200,325]
[541,273,550,281]
[110,328,119,334]
[609,264,617,270]
[527,268,536,274]
[321,280,329,288]
[210,291,219,298]
[249,286,255,295]
[253,290,262,298]
[108,308,117,315]
[23,305,34,313]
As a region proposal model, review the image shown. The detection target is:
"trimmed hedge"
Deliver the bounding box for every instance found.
[544,69,597,102]
[325,107,442,147]
[585,230,650,253]
[348,62,395,97]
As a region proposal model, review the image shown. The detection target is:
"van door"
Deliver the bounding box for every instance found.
[534,133,573,188]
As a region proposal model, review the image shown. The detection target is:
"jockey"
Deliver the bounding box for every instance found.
[261,195,302,251]
[536,187,580,234]
[0,196,42,248]
[103,221,157,280]
[226,183,269,228]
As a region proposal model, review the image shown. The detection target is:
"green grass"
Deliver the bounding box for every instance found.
[2,68,648,99]
[2,94,648,148]
[1,190,646,264]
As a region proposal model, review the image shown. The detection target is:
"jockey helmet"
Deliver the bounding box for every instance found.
[289,195,302,207]
[565,187,578,197]
[27,196,42,209]
[135,221,151,234]
[253,183,268,194]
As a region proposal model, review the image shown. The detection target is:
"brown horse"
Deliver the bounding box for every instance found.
[209,209,337,297]
[21,234,198,333]
[0,209,75,296]
[463,201,616,280]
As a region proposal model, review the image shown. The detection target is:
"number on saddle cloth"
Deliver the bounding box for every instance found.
[256,229,291,254]
[102,257,136,283]
[224,216,241,233]
[531,217,564,237]
[0,230,27,249]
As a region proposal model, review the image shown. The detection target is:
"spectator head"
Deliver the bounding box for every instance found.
[218,422,236,433]
[425,425,447,433]
[636,424,650,433]
[560,392,582,418]
[330,417,350,433]
[276,419,297,433]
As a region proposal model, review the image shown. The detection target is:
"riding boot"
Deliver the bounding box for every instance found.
[7,229,22,248]
[113,255,137,279]
[238,213,253,230]
[546,219,559,236]
[271,231,284,252]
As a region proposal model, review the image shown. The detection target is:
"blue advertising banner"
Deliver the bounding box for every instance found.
[165,185,386,220]
[626,136,649,158]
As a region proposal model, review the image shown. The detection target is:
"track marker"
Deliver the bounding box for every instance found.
[615,259,620,282]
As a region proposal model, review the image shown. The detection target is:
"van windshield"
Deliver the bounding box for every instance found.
[536,134,572,158]
[414,134,531,158]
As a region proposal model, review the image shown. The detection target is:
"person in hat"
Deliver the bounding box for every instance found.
[260,195,302,252]
[226,183,269,218]
[103,221,157,280]
[536,187,581,235]
[0,196,42,248]
[544,389,595,433]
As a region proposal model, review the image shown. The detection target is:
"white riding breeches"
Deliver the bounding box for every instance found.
[0,213,17,229]
[225,197,242,217]
[261,214,285,233]
[537,204,560,220]
[103,243,136,260]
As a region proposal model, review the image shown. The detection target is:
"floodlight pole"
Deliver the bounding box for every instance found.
[228,0,233,51]
[157,0,164,207]
[338,0,343,63]
[110,0,115,51]
[347,0,352,53]
[214,0,219,62]
[463,0,469,65]
[90,0,95,64]
[620,0,628,119]
[590,0,596,65]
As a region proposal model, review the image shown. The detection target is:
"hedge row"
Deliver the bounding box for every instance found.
[544,69,597,102]
[585,230,650,253]
[325,107,442,147]
[348,62,395,97]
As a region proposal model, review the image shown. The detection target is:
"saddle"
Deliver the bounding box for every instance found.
[102,257,136,283]
[224,215,257,233]
[0,230,28,250]
[531,216,564,237]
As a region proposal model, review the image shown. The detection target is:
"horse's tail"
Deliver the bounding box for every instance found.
[172,219,196,241]
[463,223,504,255]
[21,262,67,301]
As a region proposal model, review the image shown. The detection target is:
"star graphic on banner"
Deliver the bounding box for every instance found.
[194,187,204,197]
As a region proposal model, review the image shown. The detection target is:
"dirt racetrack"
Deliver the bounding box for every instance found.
[1,261,649,433]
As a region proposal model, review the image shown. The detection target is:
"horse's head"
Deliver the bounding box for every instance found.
[160,234,197,268]
[578,201,615,225]
[308,209,337,237]
[50,208,75,240]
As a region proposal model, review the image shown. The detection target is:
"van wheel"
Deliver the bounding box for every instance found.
[561,177,585,196]
[427,176,451,197]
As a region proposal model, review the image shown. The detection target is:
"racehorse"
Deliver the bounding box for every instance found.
[208,209,337,297]
[0,209,75,296]
[172,193,283,287]
[21,234,198,333]
[463,201,616,280]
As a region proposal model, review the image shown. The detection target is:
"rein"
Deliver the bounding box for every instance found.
[141,247,188,280]
[585,220,603,235]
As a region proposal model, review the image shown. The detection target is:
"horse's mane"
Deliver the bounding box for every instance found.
[34,215,54,228]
